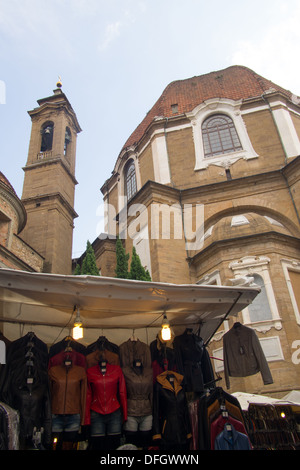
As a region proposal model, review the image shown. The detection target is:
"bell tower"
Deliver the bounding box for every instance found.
[20,80,82,274]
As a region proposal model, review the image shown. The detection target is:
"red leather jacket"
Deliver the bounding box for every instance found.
[84,363,127,425]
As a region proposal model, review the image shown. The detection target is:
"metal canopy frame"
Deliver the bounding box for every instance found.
[0,268,260,346]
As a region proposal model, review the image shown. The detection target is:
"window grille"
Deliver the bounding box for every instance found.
[202,114,242,157]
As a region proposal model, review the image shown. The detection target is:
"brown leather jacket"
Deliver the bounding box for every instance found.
[223,323,273,389]
[48,364,87,424]
[120,339,151,368]
[122,366,153,417]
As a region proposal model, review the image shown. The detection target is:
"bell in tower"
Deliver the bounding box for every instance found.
[20,80,82,274]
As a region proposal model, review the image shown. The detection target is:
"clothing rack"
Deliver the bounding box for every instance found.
[204,376,222,389]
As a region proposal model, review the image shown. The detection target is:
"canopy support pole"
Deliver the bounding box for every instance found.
[204,291,243,347]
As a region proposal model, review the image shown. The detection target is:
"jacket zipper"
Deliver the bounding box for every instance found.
[103,373,106,413]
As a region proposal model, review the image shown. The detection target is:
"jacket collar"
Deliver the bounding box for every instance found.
[156,370,184,395]
[222,423,240,444]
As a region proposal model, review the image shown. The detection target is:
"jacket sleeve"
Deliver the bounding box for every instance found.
[84,379,92,425]
[251,329,273,385]
[118,368,127,422]
[201,347,215,387]
[152,382,162,441]
[222,333,231,389]
[80,370,87,425]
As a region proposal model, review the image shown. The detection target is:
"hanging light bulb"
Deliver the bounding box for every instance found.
[72,307,83,340]
[161,313,171,341]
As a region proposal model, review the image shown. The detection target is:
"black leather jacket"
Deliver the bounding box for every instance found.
[152,371,192,450]
[0,333,52,447]
[174,329,215,393]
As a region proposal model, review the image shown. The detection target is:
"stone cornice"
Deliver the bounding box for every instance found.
[190,231,300,266]
[29,90,82,134]
[21,192,78,220]
[22,156,78,186]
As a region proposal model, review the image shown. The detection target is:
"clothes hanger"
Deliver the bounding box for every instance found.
[232,311,242,328]
[65,355,73,367]
[130,329,137,341]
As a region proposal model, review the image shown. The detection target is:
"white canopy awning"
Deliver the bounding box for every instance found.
[0,268,260,346]
[232,392,300,411]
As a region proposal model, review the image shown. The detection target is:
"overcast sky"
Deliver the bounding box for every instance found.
[1,0,299,258]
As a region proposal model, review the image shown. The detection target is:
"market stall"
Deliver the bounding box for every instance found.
[232,392,300,450]
[0,267,262,451]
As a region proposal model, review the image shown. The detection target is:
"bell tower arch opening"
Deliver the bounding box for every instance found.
[40,121,54,153]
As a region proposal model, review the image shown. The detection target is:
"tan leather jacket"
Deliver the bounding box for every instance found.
[48,364,87,424]
[122,366,153,417]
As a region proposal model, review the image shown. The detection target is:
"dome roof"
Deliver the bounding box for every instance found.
[0,171,17,195]
[122,65,294,151]
[0,171,26,233]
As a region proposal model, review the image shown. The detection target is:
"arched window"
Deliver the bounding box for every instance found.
[247,274,272,322]
[202,114,242,157]
[125,160,137,200]
[40,122,54,152]
[64,127,71,156]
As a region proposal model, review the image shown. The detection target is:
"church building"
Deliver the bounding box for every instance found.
[1,65,300,397]
[93,65,300,396]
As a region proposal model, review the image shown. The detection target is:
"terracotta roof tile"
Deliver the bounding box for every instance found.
[0,171,17,195]
[122,65,292,151]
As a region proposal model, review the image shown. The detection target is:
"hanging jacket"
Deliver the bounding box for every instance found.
[210,414,251,450]
[150,335,177,382]
[0,333,52,447]
[86,349,120,369]
[0,401,19,450]
[84,363,127,425]
[0,333,11,390]
[48,349,87,369]
[122,366,153,417]
[152,371,192,449]
[223,323,273,389]
[9,378,52,444]
[174,329,215,393]
[86,336,120,368]
[48,336,86,358]
[214,422,252,450]
[119,339,151,369]
[197,386,246,450]
[48,363,87,424]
